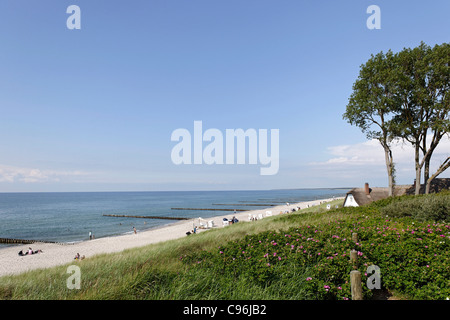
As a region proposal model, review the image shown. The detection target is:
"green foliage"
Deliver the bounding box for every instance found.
[181,194,449,300]
[343,41,450,194]
[1,194,448,300]
[380,193,450,222]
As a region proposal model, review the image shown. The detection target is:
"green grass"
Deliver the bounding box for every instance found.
[0,199,342,300]
[0,196,448,300]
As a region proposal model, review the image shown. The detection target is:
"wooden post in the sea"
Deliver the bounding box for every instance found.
[350,270,363,300]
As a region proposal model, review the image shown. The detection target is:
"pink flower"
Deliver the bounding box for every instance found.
[306,277,312,281]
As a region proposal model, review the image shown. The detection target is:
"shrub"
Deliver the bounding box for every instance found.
[380,194,450,222]
[182,210,450,300]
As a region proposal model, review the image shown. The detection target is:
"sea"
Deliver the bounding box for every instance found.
[0,189,349,248]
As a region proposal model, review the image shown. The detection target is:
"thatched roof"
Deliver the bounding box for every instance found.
[345,186,409,207]
[344,178,450,207]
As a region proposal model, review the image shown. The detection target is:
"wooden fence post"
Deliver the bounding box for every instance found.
[349,232,363,300]
[350,270,363,300]
[350,249,358,267]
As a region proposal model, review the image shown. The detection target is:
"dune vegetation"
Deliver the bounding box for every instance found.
[0,192,448,300]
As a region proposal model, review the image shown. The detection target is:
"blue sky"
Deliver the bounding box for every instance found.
[0,0,449,192]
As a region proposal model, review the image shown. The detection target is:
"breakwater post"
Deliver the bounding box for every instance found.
[0,238,71,245]
[103,214,190,220]
[171,208,247,212]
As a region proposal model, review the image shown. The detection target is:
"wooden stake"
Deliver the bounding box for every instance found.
[350,270,363,300]
[350,249,358,267]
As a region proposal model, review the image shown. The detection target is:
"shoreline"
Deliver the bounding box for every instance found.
[0,197,342,278]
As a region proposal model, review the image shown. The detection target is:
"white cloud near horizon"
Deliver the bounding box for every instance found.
[309,135,450,185]
[0,134,448,191]
[0,164,91,184]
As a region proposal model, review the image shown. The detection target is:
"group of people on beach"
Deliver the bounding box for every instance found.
[18,247,42,256]
[74,253,85,260]
[186,226,197,236]
[224,216,239,224]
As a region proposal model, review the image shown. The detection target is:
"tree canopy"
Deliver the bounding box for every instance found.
[343,42,449,195]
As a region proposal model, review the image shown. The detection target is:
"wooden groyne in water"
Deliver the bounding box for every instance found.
[212,203,277,207]
[103,214,190,220]
[0,238,72,245]
[171,208,247,212]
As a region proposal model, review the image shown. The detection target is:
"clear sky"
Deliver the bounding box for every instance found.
[0,0,449,192]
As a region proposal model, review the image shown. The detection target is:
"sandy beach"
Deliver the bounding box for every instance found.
[0,197,341,277]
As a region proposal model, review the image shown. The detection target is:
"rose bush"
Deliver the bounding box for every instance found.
[182,199,449,300]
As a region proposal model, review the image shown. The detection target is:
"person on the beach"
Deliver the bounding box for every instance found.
[133,226,137,234]
[74,253,85,260]
[20,248,42,256]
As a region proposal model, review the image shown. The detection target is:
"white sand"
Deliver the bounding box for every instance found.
[0,197,342,277]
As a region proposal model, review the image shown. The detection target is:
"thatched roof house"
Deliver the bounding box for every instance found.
[343,178,450,207]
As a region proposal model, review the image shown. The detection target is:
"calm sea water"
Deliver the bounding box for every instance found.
[0,189,348,247]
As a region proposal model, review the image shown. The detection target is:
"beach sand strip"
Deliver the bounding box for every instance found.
[0,197,342,277]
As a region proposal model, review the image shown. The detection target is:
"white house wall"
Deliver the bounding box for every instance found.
[344,194,359,207]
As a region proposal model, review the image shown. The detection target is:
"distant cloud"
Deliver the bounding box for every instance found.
[308,135,450,185]
[0,164,90,184]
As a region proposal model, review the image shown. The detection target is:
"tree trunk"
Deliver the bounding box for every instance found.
[425,157,450,194]
[422,132,443,194]
[423,157,430,191]
[414,144,422,195]
[383,144,395,197]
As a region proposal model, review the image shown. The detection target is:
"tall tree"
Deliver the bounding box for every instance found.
[424,43,450,193]
[343,51,399,196]
[393,42,449,194]
[393,43,431,195]
[345,43,449,196]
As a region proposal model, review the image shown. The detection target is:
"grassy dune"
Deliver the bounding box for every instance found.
[0,195,448,300]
